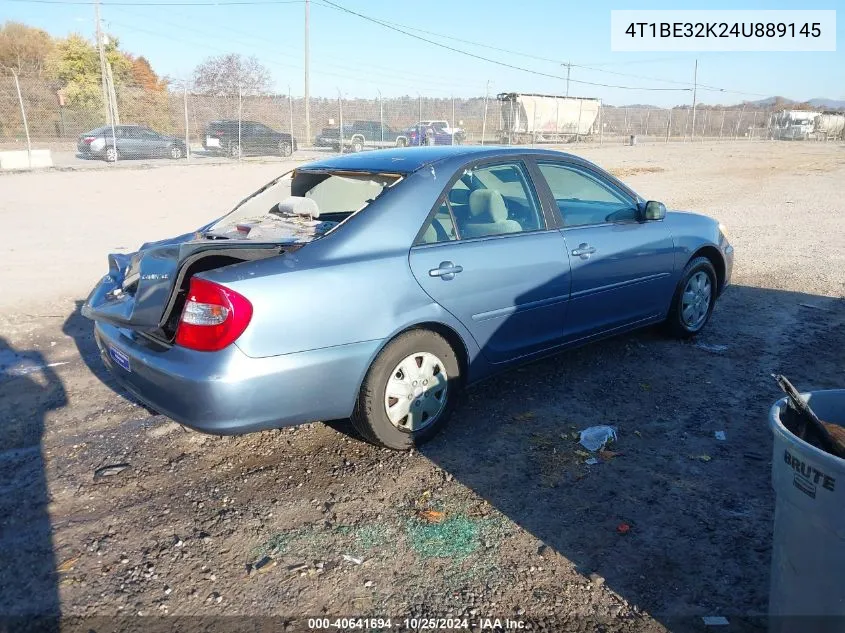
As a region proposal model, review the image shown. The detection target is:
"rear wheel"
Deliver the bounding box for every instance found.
[279,140,293,157]
[396,137,407,148]
[665,256,718,338]
[351,138,364,153]
[104,147,118,162]
[169,144,183,159]
[351,330,461,450]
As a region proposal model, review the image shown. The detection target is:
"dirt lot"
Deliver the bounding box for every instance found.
[1,141,844,632]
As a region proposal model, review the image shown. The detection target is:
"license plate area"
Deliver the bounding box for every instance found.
[206,136,220,148]
[108,345,131,372]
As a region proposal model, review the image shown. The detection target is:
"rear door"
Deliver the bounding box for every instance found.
[533,160,675,339]
[409,159,572,364]
[138,127,168,157]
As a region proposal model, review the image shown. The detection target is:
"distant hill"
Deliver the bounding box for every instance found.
[743,96,845,110]
[807,98,845,109]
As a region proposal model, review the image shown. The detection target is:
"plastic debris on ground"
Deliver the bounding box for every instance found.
[341,554,363,565]
[579,425,617,452]
[694,342,729,353]
[417,509,445,523]
[598,449,621,460]
[616,523,631,535]
[585,457,599,465]
[714,431,727,441]
[93,463,129,479]
[702,616,730,626]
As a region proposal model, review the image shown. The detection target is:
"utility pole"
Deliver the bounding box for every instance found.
[95,0,117,160]
[481,80,490,146]
[304,0,311,147]
[95,0,108,123]
[562,61,571,97]
[690,59,698,141]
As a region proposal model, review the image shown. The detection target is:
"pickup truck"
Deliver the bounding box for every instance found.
[319,121,407,152]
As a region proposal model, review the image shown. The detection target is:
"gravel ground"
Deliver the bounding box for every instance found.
[1,140,844,632]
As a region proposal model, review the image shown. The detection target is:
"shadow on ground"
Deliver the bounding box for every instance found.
[0,335,67,628]
[416,284,844,631]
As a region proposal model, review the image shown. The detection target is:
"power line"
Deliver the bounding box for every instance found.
[3,0,304,5]
[313,2,774,98]
[313,0,689,92]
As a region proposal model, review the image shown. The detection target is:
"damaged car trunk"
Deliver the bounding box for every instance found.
[82,168,401,343]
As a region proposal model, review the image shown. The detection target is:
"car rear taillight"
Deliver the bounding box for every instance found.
[82,136,95,144]
[174,278,253,352]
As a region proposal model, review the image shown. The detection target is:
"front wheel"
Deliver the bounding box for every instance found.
[664,256,718,338]
[351,139,364,153]
[169,144,183,159]
[351,330,461,450]
[395,137,407,148]
[279,140,293,157]
[228,141,241,158]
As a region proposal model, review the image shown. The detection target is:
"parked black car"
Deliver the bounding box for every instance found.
[77,125,187,162]
[203,120,297,158]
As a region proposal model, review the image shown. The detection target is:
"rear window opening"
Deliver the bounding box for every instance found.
[205,170,402,243]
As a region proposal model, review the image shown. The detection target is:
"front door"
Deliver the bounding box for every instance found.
[409,160,572,364]
[534,161,676,340]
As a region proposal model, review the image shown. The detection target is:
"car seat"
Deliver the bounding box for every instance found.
[460,190,522,238]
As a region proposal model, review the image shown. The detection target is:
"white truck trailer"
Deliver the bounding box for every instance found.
[497,93,601,144]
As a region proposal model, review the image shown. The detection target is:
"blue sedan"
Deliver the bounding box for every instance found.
[83,146,733,449]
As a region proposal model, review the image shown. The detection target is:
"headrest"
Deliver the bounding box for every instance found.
[275,196,320,218]
[468,189,508,223]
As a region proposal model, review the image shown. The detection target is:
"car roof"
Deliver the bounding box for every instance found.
[299,145,577,174]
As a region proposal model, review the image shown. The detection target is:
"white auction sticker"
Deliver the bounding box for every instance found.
[611,10,836,52]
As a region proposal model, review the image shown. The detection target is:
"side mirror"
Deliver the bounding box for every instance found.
[641,200,666,221]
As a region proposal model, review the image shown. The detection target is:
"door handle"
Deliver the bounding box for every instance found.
[572,243,597,258]
[429,261,463,280]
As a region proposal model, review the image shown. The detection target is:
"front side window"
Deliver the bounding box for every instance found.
[538,162,636,227]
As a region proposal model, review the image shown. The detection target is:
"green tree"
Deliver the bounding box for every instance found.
[46,33,133,109]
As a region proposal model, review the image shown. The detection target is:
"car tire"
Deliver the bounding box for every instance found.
[664,256,718,339]
[351,329,461,450]
[279,140,293,157]
[169,144,183,160]
[104,147,118,162]
[351,139,364,153]
[228,142,241,158]
[396,137,407,148]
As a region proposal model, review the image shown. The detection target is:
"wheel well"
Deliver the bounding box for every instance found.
[407,322,469,383]
[690,245,725,292]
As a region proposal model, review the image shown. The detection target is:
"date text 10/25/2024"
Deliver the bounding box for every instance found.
[307,617,528,629]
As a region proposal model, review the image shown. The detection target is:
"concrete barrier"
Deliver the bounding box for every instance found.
[0,149,53,170]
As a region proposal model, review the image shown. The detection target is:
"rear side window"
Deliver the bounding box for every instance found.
[537,162,636,227]
[418,201,458,244]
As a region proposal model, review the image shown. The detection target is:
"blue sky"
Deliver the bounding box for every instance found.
[2,0,842,106]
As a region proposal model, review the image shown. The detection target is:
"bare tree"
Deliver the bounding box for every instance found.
[191,53,271,96]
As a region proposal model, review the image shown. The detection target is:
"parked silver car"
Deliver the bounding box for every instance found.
[77,125,188,162]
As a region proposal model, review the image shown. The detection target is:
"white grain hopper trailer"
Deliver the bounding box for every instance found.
[814,112,845,140]
[498,93,601,144]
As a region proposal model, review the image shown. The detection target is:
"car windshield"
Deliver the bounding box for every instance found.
[205,169,401,243]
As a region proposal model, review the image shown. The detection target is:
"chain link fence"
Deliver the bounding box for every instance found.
[2,76,843,167]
